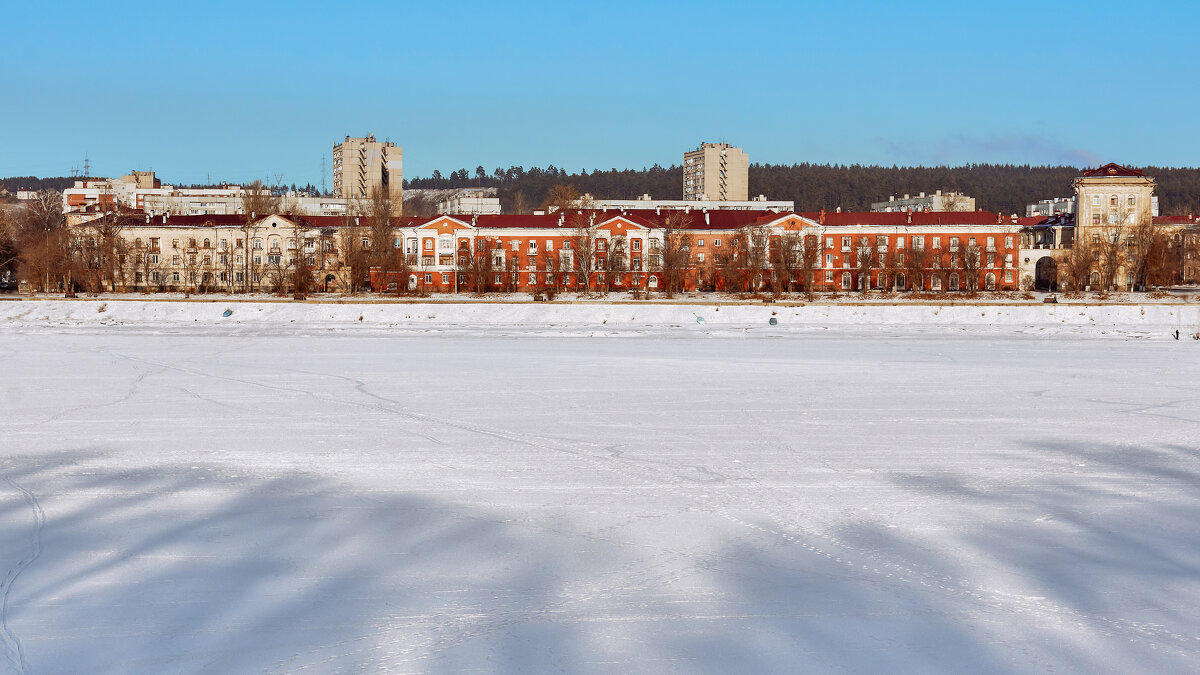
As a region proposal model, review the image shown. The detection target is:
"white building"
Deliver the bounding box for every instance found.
[567,194,792,213]
[871,190,975,213]
[437,191,501,215]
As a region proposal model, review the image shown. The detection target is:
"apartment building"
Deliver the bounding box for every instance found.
[332,135,403,205]
[67,208,1023,295]
[683,143,748,201]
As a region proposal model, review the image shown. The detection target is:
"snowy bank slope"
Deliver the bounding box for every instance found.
[2,299,1198,337]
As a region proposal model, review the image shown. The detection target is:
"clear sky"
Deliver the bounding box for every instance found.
[2,0,1197,187]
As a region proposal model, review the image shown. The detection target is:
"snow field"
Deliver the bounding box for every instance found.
[0,306,1199,672]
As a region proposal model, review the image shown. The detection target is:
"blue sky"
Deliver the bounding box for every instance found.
[2,0,1197,187]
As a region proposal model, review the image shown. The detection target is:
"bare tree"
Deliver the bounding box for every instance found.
[1062,232,1097,293]
[854,235,879,294]
[11,190,69,292]
[650,211,691,297]
[798,232,822,299]
[770,230,804,296]
[602,234,628,294]
[568,212,597,294]
[960,241,982,292]
[367,185,399,291]
[903,242,928,292]
[541,184,582,212]
[743,225,771,293]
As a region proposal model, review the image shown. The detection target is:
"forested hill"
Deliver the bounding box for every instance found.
[1,176,75,193]
[404,164,1200,216]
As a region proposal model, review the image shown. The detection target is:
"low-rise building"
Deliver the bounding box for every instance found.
[871,190,975,213]
[567,194,793,213]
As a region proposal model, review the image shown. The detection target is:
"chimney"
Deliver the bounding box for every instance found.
[836,206,842,213]
[704,212,710,225]
[558,213,565,227]
[906,211,912,224]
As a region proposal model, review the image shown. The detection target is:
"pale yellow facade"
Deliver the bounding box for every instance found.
[332,135,403,207]
[683,143,748,201]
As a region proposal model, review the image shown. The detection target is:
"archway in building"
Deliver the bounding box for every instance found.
[1034,256,1058,292]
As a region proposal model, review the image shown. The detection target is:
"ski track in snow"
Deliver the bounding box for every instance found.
[0,477,45,675]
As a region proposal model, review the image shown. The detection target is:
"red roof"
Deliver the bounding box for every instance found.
[1081,163,1144,177]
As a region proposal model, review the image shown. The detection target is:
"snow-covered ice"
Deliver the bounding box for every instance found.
[1,300,1199,673]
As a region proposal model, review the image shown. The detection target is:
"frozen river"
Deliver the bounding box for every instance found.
[2,310,1199,673]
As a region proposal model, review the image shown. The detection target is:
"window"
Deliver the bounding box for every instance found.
[149,254,159,264]
[1093,214,1101,225]
[172,255,180,265]
[562,240,571,250]
[913,235,924,249]
[825,253,832,267]
[494,274,502,284]
[697,253,705,262]
[425,239,434,251]
[172,239,179,249]
[441,273,450,284]
[986,236,995,250]
[985,273,996,290]
[825,236,833,248]
[841,236,852,251]
[897,237,905,249]
[440,237,453,251]
[1092,195,1100,207]
[1092,233,1101,243]
[545,239,553,251]
[949,237,960,251]
[394,237,403,248]
[1005,236,1013,249]
[1128,195,1136,206]
[825,270,833,283]
[697,238,705,247]
[1004,270,1014,283]
[424,273,432,284]
[714,238,721,247]
[528,240,538,253]
[1110,195,1119,207]
[172,272,180,282]
[632,239,641,252]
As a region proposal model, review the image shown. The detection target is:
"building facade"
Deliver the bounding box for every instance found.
[683,143,749,201]
[332,135,403,205]
[871,191,976,213]
[570,194,794,213]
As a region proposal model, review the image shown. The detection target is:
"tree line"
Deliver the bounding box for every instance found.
[402,163,1200,216]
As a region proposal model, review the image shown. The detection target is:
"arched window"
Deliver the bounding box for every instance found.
[949,273,960,291]
[648,275,658,288]
[1089,271,1100,288]
[203,238,211,249]
[841,271,852,289]
[985,273,996,290]
[932,276,943,291]
[895,273,905,290]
